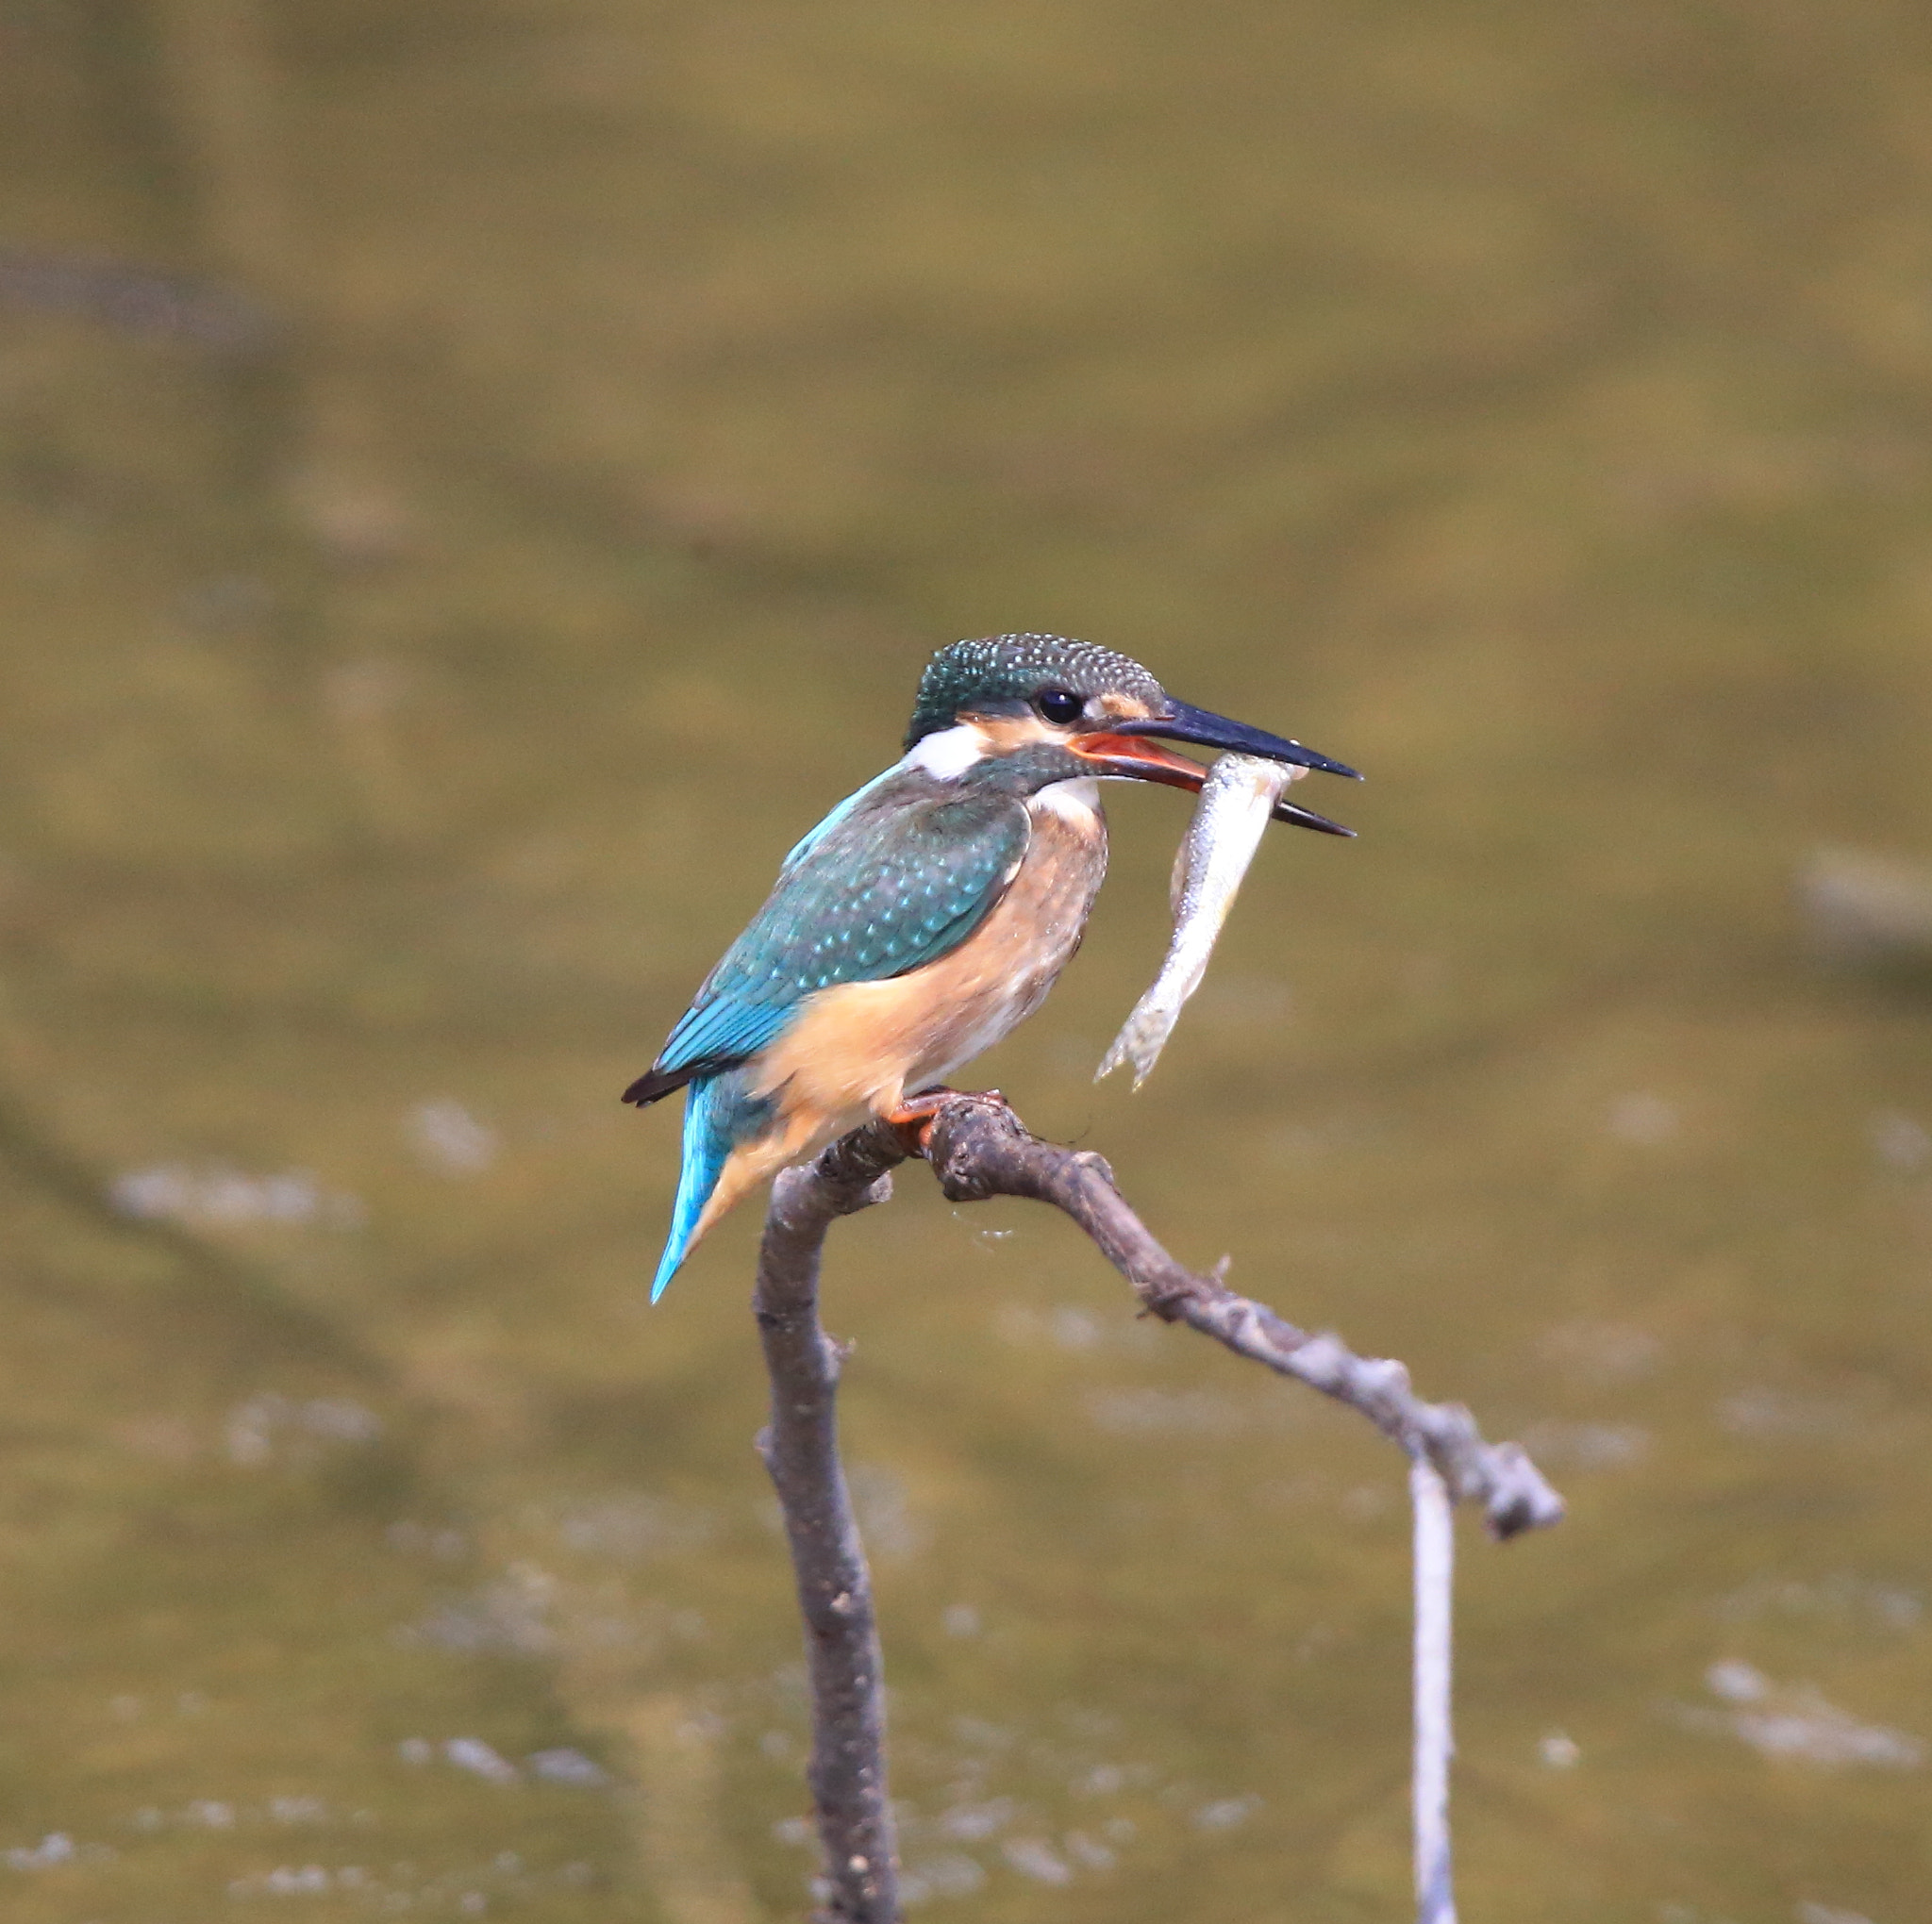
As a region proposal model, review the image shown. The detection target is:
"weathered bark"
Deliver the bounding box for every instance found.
[753,1132,904,1924]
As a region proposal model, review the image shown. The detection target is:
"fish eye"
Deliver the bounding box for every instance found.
[1035,688,1084,725]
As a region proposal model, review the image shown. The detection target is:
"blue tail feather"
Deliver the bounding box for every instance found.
[652,1078,729,1301]
[651,1070,773,1301]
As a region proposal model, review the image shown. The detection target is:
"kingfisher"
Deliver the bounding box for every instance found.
[625,633,1358,1299]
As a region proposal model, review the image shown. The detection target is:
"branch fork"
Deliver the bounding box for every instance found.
[752,1089,1563,1924]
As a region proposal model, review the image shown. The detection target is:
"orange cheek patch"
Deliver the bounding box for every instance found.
[965,713,1061,754]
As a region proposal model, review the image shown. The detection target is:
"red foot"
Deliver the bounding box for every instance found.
[884,1086,1008,1155]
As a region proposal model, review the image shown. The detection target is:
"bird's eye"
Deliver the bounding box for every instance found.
[1035,688,1084,725]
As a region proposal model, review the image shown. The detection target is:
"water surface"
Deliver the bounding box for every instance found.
[1,2,1931,1918]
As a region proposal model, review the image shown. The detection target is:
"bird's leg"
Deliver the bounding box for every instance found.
[884,1086,1009,1155]
[883,1086,961,1154]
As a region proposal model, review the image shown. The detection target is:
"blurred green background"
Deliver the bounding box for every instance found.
[2,1,1931,1918]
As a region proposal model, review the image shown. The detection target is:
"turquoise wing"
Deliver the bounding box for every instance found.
[625,781,1030,1103]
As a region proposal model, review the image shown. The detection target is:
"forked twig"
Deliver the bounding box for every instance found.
[752,1092,1563,1924]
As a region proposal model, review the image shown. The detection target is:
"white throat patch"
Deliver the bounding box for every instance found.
[1032,777,1101,824]
[905,723,986,781]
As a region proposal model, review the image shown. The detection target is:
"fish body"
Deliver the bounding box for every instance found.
[1096,753,1294,1088]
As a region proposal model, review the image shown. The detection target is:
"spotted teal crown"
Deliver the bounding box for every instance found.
[905,634,1165,748]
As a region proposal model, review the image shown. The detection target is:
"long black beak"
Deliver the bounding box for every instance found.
[1111,698,1362,781]
[1268,795,1357,838]
[1069,697,1361,837]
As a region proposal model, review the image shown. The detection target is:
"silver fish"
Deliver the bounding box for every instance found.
[1096,753,1295,1088]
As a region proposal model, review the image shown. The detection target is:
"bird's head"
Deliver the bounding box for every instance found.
[904,633,1360,834]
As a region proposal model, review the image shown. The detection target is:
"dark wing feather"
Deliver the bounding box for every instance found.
[621,1055,738,1106]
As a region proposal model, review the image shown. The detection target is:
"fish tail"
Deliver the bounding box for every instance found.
[1094,996,1170,1088]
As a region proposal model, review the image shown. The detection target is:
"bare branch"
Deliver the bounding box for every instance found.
[754,1135,905,1924]
[1410,1456,1457,1924]
[908,1092,1563,1539]
[750,1090,1563,1924]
